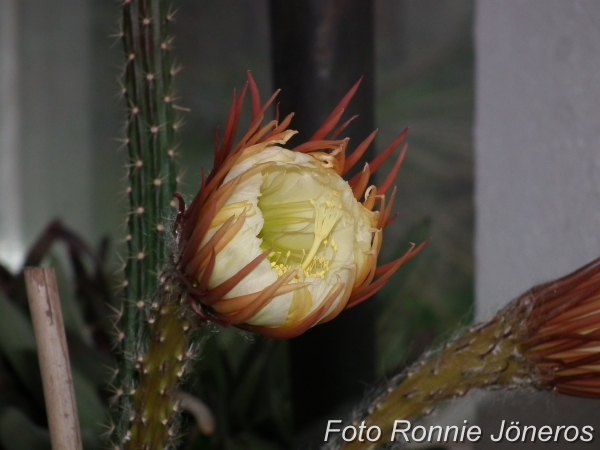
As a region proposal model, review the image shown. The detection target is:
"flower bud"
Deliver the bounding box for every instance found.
[173,74,426,338]
[518,258,600,398]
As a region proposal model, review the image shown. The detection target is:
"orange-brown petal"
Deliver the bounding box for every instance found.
[309,78,362,141]
[343,129,377,175]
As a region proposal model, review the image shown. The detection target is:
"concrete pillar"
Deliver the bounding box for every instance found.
[0,0,103,270]
[0,0,23,270]
[475,1,600,447]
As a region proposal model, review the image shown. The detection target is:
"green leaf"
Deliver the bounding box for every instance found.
[0,292,106,444]
[0,407,50,450]
[0,293,45,406]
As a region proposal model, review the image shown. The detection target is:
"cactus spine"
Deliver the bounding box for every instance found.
[114,0,186,448]
[127,274,198,449]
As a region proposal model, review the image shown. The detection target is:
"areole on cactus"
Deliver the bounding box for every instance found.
[172,73,427,339]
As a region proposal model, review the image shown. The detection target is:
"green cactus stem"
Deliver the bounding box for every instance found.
[127,272,201,450]
[326,253,600,450]
[337,313,533,450]
[115,0,180,446]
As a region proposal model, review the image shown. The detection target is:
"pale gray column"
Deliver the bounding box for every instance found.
[0,0,23,270]
[475,1,600,447]
[0,0,95,269]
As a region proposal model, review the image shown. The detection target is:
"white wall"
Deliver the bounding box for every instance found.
[476,0,600,318]
[0,0,101,270]
[475,1,600,447]
[0,0,24,270]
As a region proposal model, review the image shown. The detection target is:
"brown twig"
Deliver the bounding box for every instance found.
[24,268,82,450]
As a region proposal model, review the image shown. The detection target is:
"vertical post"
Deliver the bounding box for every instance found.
[25,268,82,450]
[0,0,94,268]
[270,0,375,437]
[0,0,23,271]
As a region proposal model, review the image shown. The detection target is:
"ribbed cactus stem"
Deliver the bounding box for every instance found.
[127,272,199,450]
[338,314,533,450]
[116,0,179,445]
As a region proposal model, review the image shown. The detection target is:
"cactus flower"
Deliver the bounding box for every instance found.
[173,74,426,338]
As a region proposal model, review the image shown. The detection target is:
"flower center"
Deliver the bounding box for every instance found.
[257,165,346,280]
[302,198,342,271]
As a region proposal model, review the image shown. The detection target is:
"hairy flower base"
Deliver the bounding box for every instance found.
[173,73,426,338]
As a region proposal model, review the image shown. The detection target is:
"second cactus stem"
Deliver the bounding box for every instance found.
[339,314,533,450]
[127,271,203,450]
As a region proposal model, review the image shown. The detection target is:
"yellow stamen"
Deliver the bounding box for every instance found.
[302,200,343,271]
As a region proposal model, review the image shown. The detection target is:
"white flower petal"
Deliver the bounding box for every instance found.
[210,146,377,329]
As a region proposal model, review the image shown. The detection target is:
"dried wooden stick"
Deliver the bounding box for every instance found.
[25,267,82,450]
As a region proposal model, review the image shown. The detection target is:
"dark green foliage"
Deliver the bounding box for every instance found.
[375,30,474,378]
[0,222,115,450]
[185,330,294,450]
